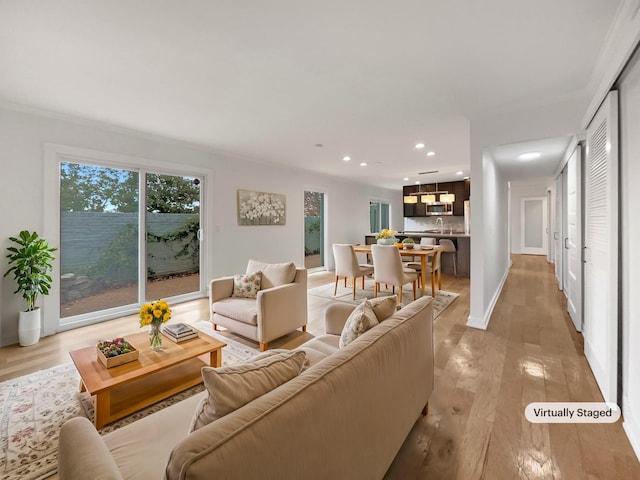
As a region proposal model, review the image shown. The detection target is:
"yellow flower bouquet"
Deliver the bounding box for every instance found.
[139,299,172,350]
[375,229,398,245]
[375,228,396,240]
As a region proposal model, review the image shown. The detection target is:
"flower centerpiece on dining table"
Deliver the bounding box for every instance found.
[375,229,398,245]
[139,299,172,351]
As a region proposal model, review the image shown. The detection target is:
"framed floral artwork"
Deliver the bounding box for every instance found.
[237,189,286,225]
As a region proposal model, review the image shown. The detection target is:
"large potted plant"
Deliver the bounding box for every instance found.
[4,230,57,346]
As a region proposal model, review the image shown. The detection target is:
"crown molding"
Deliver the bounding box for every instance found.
[582,0,640,128]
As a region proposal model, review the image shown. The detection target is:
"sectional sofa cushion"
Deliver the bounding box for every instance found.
[189,350,306,431]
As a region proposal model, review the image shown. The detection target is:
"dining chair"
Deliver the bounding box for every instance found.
[332,244,374,299]
[406,249,442,297]
[439,239,457,277]
[371,244,418,304]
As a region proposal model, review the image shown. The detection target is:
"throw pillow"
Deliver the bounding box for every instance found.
[232,271,262,298]
[189,350,306,432]
[339,300,379,348]
[368,296,398,321]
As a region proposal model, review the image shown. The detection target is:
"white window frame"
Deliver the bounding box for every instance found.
[43,143,212,335]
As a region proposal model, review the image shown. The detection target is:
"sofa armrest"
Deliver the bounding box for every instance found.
[209,276,234,304]
[324,302,357,335]
[58,417,123,480]
[256,282,306,342]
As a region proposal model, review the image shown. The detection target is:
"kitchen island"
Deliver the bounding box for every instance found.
[364,231,470,277]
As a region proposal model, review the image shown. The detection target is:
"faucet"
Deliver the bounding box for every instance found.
[435,217,443,234]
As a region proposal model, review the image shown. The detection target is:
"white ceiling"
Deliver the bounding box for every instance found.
[0,1,620,189]
[489,136,574,181]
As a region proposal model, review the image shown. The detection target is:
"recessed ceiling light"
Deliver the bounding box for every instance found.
[403,177,409,181]
[456,171,463,175]
[464,176,470,180]
[414,181,420,184]
[343,155,351,161]
[359,162,367,167]
[415,143,425,149]
[426,151,435,157]
[518,152,541,160]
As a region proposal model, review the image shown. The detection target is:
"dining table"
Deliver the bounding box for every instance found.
[352,244,442,297]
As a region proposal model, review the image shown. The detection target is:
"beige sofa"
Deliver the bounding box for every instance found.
[210,260,307,351]
[58,295,434,480]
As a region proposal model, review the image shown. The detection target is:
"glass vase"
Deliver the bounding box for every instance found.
[149,323,163,351]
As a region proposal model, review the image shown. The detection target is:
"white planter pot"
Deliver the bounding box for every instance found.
[19,309,41,346]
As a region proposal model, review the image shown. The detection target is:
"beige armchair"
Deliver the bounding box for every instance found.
[210,260,307,351]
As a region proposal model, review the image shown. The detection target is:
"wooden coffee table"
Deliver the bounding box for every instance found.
[69,329,225,429]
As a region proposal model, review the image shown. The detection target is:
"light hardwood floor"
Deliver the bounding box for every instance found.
[1,255,638,478]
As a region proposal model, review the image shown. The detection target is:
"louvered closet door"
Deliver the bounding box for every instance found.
[584,90,619,404]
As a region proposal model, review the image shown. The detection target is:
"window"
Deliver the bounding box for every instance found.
[370,201,390,233]
[45,144,207,332]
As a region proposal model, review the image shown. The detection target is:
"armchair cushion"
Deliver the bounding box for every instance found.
[232,271,262,298]
[339,300,379,348]
[246,260,296,289]
[189,350,306,431]
[212,298,258,325]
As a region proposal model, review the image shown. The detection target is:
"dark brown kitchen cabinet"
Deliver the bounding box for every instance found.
[403,180,470,217]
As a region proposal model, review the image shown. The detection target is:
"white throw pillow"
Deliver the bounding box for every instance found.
[339,300,379,348]
[189,350,306,432]
[368,296,397,321]
[246,260,296,289]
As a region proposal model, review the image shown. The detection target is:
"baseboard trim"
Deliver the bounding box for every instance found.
[623,397,640,462]
[466,265,510,331]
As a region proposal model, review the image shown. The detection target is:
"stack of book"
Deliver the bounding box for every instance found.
[163,323,198,343]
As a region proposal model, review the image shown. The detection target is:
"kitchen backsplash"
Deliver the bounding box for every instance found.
[404,216,465,232]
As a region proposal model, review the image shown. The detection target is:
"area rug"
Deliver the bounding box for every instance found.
[0,327,258,480]
[308,279,459,319]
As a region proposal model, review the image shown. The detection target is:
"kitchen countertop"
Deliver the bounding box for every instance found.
[398,231,471,238]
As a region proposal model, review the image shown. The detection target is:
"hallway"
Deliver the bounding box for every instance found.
[385,254,640,479]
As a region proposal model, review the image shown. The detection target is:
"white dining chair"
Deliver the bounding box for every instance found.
[332,244,374,299]
[371,244,418,303]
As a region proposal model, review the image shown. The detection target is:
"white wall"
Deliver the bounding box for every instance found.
[0,106,400,346]
[509,179,553,254]
[619,48,640,460]
[468,148,510,329]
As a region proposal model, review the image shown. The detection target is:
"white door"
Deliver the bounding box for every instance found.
[584,91,619,404]
[520,197,548,255]
[565,147,583,332]
[555,173,564,289]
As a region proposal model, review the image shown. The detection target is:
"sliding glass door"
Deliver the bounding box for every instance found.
[146,174,201,300]
[304,190,325,270]
[59,161,203,325]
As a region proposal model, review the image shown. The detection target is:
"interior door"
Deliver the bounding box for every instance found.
[584,91,619,404]
[554,172,564,289]
[565,147,583,332]
[520,196,548,255]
